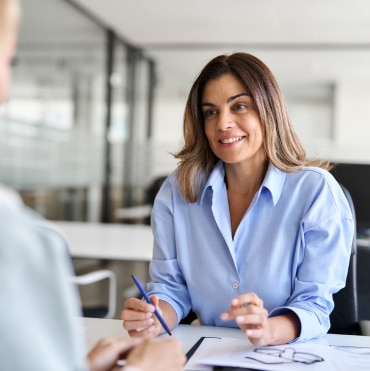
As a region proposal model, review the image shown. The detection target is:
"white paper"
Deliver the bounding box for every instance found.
[186,337,370,371]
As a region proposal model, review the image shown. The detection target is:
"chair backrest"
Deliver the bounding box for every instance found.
[329,184,359,334]
[358,243,370,334]
[71,269,117,319]
[39,220,117,319]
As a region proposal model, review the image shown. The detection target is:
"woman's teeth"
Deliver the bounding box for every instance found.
[220,136,243,144]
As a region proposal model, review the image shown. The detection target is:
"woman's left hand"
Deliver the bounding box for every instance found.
[220,292,272,346]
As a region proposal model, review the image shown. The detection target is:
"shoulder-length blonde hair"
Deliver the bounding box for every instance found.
[174,52,331,202]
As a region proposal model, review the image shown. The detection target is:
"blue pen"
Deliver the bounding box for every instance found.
[131,274,172,336]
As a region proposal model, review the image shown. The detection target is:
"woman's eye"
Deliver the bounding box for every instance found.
[203,109,218,118]
[232,103,247,111]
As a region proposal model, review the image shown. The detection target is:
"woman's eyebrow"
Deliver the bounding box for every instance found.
[227,92,249,103]
[201,93,250,108]
[201,102,216,108]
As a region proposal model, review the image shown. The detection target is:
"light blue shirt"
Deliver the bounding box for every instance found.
[148,161,353,342]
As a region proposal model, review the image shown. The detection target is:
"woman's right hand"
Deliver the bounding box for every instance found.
[120,295,163,338]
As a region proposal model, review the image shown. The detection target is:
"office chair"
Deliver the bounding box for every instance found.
[39,220,117,319]
[328,184,360,335]
[358,243,370,336]
[115,175,167,224]
[70,269,116,319]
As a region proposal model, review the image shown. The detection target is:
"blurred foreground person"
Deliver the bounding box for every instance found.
[0,1,185,370]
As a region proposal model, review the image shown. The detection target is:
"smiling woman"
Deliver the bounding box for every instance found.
[176,52,331,203]
[121,52,354,348]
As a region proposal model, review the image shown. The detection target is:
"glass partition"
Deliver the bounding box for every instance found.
[0,0,156,222]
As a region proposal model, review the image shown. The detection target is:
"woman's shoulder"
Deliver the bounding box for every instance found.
[290,166,337,185]
[284,166,346,201]
[287,166,350,208]
[153,171,179,201]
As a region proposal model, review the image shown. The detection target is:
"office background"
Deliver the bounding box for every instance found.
[1,0,370,226]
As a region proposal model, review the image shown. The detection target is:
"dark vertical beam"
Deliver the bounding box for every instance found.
[146,59,156,139]
[122,46,138,206]
[101,29,115,223]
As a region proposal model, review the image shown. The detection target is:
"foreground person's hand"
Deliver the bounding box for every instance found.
[126,338,186,371]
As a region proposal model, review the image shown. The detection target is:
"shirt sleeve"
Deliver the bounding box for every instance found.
[148,175,192,323]
[270,180,354,342]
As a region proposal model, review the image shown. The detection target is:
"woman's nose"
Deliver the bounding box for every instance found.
[217,110,234,130]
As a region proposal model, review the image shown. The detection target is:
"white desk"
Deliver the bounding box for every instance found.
[82,318,251,354]
[82,317,370,357]
[357,237,370,247]
[115,204,152,220]
[52,221,153,261]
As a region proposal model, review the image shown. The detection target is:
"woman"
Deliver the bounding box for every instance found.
[121,53,353,346]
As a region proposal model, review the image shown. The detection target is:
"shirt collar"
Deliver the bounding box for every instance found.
[199,160,225,205]
[261,162,286,205]
[199,160,285,206]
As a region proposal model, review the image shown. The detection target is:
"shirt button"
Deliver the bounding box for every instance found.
[232,282,239,289]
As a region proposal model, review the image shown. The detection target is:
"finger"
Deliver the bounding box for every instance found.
[124,297,155,312]
[221,293,264,322]
[128,325,157,338]
[220,307,248,321]
[121,308,154,321]
[223,302,268,323]
[220,311,231,321]
[234,303,268,317]
[231,292,263,308]
[235,312,267,327]
[123,317,154,332]
[111,337,143,356]
[245,327,265,340]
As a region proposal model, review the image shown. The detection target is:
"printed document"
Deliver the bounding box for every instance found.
[185,337,370,371]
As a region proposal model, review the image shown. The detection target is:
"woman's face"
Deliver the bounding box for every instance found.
[0,35,16,102]
[201,73,266,167]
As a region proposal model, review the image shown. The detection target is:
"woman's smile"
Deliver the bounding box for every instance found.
[219,136,245,144]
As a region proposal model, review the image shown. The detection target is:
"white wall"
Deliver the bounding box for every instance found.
[148,95,185,177]
[335,80,370,147]
[152,96,185,143]
[151,80,370,167]
[305,79,370,164]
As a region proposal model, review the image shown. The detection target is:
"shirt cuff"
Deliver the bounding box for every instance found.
[269,306,328,342]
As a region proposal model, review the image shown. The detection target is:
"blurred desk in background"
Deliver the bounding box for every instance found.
[115,204,152,223]
[357,237,370,248]
[52,221,154,311]
[52,221,153,261]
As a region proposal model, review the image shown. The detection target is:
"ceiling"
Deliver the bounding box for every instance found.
[21,0,370,97]
[71,0,370,45]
